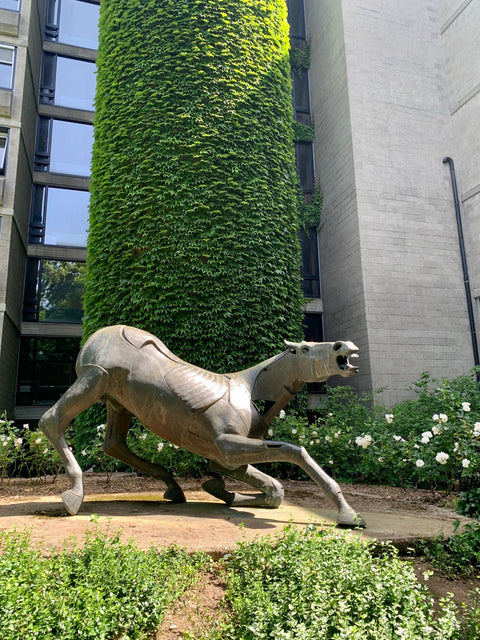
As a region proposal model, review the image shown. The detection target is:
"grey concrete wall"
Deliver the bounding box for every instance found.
[440,0,480,311]
[0,0,44,412]
[305,0,373,394]
[306,0,476,406]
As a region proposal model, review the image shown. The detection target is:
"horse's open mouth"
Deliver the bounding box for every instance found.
[334,343,359,374]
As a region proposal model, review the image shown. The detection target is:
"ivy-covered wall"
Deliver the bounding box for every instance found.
[84,0,304,373]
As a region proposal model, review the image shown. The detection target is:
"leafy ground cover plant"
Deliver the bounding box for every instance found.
[211,524,460,640]
[419,519,480,579]
[0,528,209,640]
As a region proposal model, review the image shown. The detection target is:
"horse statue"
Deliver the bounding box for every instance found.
[39,325,365,527]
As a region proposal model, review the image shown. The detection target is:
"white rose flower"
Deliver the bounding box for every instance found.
[279,410,286,419]
[355,435,372,449]
[439,414,448,422]
[462,458,470,468]
[435,451,449,465]
[81,449,87,456]
[453,441,459,452]
[378,456,383,462]
[462,402,471,412]
[14,437,22,448]
[309,440,314,446]
[385,414,394,423]
[316,439,320,444]
[23,423,30,430]
[393,435,403,442]
[334,431,341,438]
[35,438,42,445]
[268,429,273,437]
[140,433,147,440]
[157,442,164,452]
[432,414,439,421]
[416,459,425,468]
[329,460,333,465]
[43,448,49,455]
[311,431,317,437]
[325,435,332,442]
[291,429,297,435]
[474,423,480,436]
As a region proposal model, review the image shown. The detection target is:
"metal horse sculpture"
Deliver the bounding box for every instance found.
[40,325,365,527]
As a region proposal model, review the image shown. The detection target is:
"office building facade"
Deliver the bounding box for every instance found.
[0,0,478,420]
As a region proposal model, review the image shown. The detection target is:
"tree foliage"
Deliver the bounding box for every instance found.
[84,0,304,373]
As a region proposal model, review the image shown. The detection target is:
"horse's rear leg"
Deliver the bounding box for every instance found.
[103,403,186,503]
[39,365,108,515]
[202,462,284,508]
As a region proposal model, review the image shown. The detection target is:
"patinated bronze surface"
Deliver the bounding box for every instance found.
[39,325,365,527]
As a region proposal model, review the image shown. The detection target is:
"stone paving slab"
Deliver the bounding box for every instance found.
[0,489,469,554]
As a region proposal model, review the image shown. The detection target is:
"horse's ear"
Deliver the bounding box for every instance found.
[284,340,300,352]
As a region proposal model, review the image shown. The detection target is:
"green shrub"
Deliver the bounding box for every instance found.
[213,525,460,639]
[0,412,62,480]
[0,529,208,640]
[420,519,480,578]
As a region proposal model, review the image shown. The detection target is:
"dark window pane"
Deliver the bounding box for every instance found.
[58,0,99,49]
[50,119,93,175]
[287,0,306,39]
[16,337,80,405]
[0,0,20,10]
[296,142,314,193]
[55,56,96,110]
[23,258,85,323]
[293,68,310,113]
[304,313,325,393]
[300,228,320,298]
[303,313,323,342]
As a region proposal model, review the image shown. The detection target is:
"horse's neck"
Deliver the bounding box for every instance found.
[234,351,304,425]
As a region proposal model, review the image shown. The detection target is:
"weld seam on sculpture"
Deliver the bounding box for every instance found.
[39,325,365,528]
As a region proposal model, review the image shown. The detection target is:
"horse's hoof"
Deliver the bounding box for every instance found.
[337,508,366,529]
[164,484,187,503]
[61,489,84,515]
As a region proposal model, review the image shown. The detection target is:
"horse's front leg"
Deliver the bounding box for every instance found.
[213,434,366,528]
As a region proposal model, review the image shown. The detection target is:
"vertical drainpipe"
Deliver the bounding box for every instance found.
[443,157,480,378]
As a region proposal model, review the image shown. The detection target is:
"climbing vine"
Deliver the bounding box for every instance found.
[84,0,304,375]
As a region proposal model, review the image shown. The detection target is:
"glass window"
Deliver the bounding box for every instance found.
[41,54,96,110]
[303,313,325,394]
[296,142,315,194]
[50,119,93,175]
[0,44,15,89]
[300,227,320,298]
[16,337,80,405]
[0,127,8,174]
[29,185,89,246]
[0,0,20,10]
[46,0,99,50]
[23,258,85,323]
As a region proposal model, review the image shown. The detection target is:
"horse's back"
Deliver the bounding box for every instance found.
[77,325,182,374]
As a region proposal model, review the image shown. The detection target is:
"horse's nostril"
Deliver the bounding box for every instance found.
[333,342,343,352]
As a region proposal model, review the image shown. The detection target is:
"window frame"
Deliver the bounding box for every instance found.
[44,0,100,50]
[34,116,93,176]
[0,126,9,175]
[0,43,15,90]
[29,184,90,247]
[40,52,96,111]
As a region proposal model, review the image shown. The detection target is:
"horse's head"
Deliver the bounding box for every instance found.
[284,340,359,383]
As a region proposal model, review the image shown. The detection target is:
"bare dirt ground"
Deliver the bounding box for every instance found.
[1,473,479,638]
